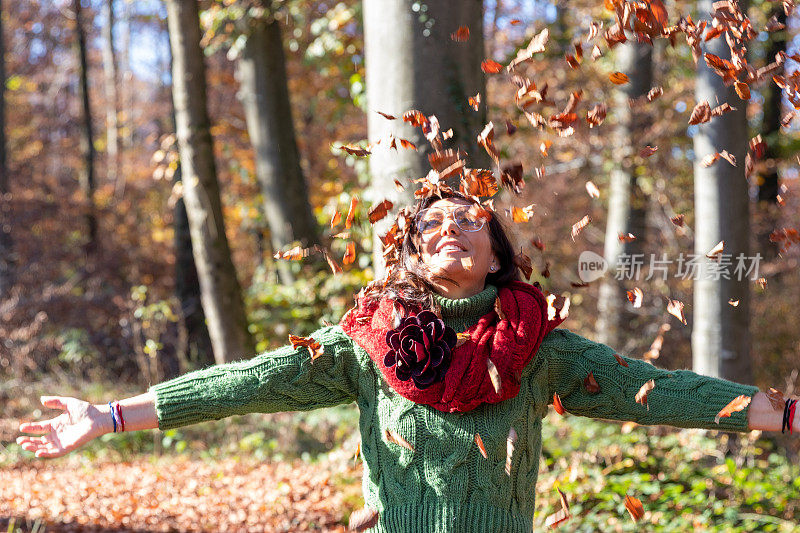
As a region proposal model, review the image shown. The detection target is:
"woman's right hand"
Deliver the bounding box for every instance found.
[16,396,111,458]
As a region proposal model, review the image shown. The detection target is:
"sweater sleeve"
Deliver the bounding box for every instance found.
[148,325,360,430]
[540,329,760,432]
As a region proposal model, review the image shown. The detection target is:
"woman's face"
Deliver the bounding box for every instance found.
[415,198,498,299]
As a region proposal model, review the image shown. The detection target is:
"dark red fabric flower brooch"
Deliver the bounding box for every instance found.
[383,310,457,390]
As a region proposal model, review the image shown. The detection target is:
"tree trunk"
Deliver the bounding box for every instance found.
[236,18,320,285]
[363,0,485,276]
[165,0,254,364]
[595,41,652,349]
[0,0,13,296]
[102,0,120,191]
[692,0,752,383]
[73,0,98,249]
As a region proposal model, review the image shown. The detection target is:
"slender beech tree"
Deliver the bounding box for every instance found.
[164,0,254,364]
[692,0,752,383]
[0,0,12,296]
[363,0,485,275]
[596,41,652,348]
[236,15,320,285]
[102,0,120,191]
[73,0,98,249]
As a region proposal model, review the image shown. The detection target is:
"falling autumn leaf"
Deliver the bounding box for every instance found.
[505,427,517,475]
[584,372,601,394]
[468,92,481,111]
[586,103,607,127]
[398,138,417,150]
[544,487,571,528]
[494,297,507,322]
[609,71,629,84]
[376,110,396,120]
[450,26,470,42]
[487,359,502,395]
[613,353,629,367]
[757,277,767,289]
[715,394,752,424]
[586,181,601,198]
[624,495,645,522]
[384,429,414,451]
[343,241,356,265]
[274,245,310,261]
[728,299,739,307]
[706,240,725,260]
[514,252,533,279]
[474,433,488,459]
[288,335,324,362]
[647,86,664,101]
[553,392,566,415]
[455,332,471,348]
[344,196,359,229]
[671,214,685,227]
[689,101,712,125]
[635,379,656,409]
[766,388,786,410]
[639,145,658,157]
[571,215,591,240]
[481,59,504,74]
[506,120,517,135]
[619,232,636,242]
[667,298,687,325]
[735,81,751,100]
[339,143,371,157]
[627,287,643,308]
[368,199,394,224]
[349,507,380,532]
[330,210,342,229]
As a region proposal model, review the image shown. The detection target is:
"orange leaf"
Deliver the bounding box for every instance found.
[450,25,470,42]
[274,245,309,261]
[330,210,341,229]
[689,100,712,125]
[288,335,324,362]
[647,86,663,101]
[583,372,601,394]
[399,138,417,150]
[368,199,393,224]
[667,298,687,325]
[343,241,356,265]
[384,428,414,451]
[474,433,488,458]
[715,394,752,424]
[455,332,471,348]
[468,92,481,111]
[553,392,566,414]
[619,232,636,242]
[609,71,629,84]
[481,59,504,73]
[735,81,751,100]
[635,379,656,408]
[345,196,359,229]
[613,353,629,367]
[624,495,644,522]
[627,287,643,308]
[339,143,371,157]
[376,110,396,120]
[639,145,658,157]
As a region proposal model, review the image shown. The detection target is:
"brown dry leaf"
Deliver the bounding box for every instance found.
[339,143,371,157]
[553,392,566,415]
[719,150,737,166]
[711,102,736,117]
[689,101,712,125]
[345,196,359,229]
[706,240,725,260]
[627,287,643,308]
[766,15,786,32]
[671,214,685,227]
[735,81,751,100]
[368,199,393,224]
[635,379,656,409]
[701,152,720,167]
[624,495,645,522]
[540,139,553,156]
[402,109,427,127]
[639,145,658,157]
[715,394,752,424]
[586,181,601,198]
[468,92,481,111]
[728,299,739,307]
[487,358,502,395]
[781,111,795,128]
[545,508,570,529]
[610,71,630,84]
[481,59,504,74]
[514,252,533,279]
[343,241,356,265]
[586,103,607,127]
[455,332,471,348]
[750,135,767,159]
[584,372,601,394]
[450,26,470,42]
[667,298,687,325]
[505,427,518,475]
[506,120,517,135]
[647,86,663,101]
[614,353,629,367]
[766,388,786,410]
[571,215,591,240]
[394,179,405,191]
[349,507,380,532]
[546,293,570,321]
[508,28,549,69]
[398,138,417,150]
[494,297,507,321]
[384,429,414,451]
[757,277,767,289]
[619,232,636,242]
[322,248,342,274]
[591,45,603,60]
[377,110,396,120]
[474,433,488,459]
[288,335,324,362]
[477,122,501,164]
[274,245,310,261]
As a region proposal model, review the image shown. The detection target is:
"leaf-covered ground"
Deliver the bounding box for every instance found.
[1,452,363,532]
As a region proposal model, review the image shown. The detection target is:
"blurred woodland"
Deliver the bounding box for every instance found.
[2,0,800,531]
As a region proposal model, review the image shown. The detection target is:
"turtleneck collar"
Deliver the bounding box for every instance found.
[434,284,498,333]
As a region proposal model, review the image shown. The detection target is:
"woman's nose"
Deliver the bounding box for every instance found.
[439,216,461,235]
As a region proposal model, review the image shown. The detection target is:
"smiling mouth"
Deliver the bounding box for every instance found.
[436,243,466,254]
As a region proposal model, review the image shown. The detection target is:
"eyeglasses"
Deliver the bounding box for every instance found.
[416,205,487,235]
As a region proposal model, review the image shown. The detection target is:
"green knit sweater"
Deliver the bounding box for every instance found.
[150,285,759,532]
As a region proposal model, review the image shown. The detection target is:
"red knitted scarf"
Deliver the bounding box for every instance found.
[339,281,565,413]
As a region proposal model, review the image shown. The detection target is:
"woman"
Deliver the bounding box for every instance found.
[17,190,798,532]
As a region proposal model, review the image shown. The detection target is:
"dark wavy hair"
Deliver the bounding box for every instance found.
[376,190,520,313]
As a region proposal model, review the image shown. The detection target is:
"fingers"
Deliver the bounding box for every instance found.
[18,420,53,435]
[16,436,67,458]
[40,396,67,410]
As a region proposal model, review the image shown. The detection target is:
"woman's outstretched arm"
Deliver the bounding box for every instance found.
[747,391,794,432]
[16,392,158,458]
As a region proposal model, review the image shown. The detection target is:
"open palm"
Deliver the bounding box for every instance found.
[16,396,106,458]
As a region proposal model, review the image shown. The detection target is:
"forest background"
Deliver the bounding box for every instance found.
[1,0,800,531]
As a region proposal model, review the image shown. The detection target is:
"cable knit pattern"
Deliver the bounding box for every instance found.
[150,284,759,532]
